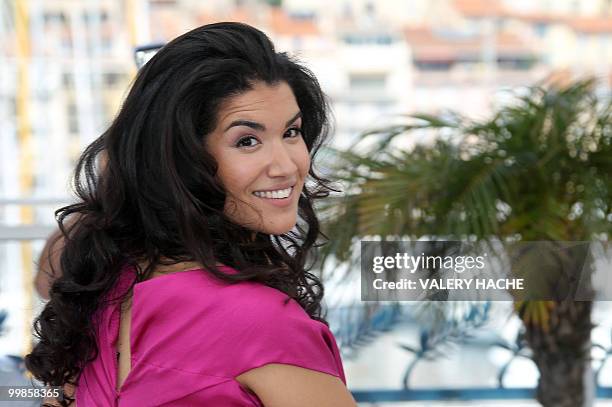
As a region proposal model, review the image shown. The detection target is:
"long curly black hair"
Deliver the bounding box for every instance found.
[25,22,337,404]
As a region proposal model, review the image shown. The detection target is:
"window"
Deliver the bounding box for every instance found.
[62,73,73,88]
[342,33,394,45]
[67,103,78,134]
[414,60,453,71]
[43,12,67,26]
[103,73,123,87]
[349,73,387,90]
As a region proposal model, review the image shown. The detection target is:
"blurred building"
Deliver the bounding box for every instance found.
[1,0,136,203]
[1,0,612,359]
[0,0,137,356]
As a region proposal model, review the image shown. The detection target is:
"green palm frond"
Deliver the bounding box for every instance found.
[319,77,612,333]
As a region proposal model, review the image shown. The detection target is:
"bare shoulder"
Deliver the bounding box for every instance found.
[235,364,357,407]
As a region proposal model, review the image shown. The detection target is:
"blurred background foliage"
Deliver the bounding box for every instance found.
[319,78,611,406]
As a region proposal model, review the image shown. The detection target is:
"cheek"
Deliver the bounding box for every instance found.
[215,153,254,196]
[296,145,311,178]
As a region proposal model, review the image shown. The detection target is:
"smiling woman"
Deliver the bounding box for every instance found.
[206,81,311,235]
[25,22,356,407]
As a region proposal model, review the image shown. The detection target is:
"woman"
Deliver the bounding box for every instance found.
[26,22,356,407]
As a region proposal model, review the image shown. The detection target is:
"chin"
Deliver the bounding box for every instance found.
[261,224,294,235]
[259,218,296,235]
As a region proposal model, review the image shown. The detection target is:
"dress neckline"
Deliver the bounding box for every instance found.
[128,264,236,288]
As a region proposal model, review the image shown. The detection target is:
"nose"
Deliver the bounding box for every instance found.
[267,139,298,177]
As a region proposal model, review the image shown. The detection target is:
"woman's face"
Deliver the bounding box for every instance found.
[206,81,310,235]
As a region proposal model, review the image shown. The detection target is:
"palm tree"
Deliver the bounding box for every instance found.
[319,78,611,406]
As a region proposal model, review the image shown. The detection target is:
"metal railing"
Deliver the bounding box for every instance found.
[2,199,612,404]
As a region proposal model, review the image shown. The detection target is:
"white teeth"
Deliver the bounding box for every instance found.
[253,187,292,199]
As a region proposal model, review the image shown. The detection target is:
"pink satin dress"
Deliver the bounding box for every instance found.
[75,264,346,406]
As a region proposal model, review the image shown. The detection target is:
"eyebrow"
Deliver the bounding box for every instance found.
[223,111,302,132]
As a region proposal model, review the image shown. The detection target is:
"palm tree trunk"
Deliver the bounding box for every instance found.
[524,300,593,407]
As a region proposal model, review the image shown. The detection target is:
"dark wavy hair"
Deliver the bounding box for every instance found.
[25,22,337,403]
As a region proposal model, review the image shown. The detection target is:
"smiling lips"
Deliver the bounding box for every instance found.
[252,185,295,207]
[253,186,293,199]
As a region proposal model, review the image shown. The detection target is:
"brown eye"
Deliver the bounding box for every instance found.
[235,136,260,148]
[284,127,303,138]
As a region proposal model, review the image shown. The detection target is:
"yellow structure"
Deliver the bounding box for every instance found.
[14,0,35,357]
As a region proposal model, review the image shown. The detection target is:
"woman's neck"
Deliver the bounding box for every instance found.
[137,259,225,279]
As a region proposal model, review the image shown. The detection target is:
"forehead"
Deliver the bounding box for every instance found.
[216,81,299,126]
